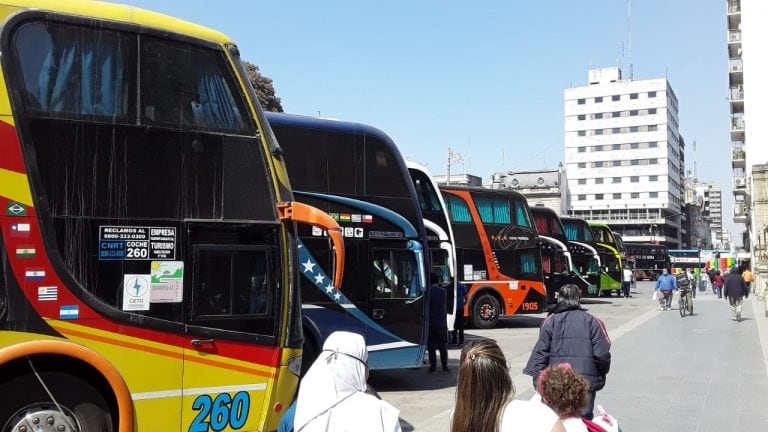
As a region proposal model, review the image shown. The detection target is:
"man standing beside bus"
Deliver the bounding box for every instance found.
[621,264,633,298]
[427,271,449,373]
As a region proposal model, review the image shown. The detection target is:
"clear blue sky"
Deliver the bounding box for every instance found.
[118,0,737,239]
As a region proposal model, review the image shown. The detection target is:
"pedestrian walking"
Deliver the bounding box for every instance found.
[288,331,402,432]
[621,264,633,298]
[724,266,749,321]
[713,270,725,299]
[427,270,449,373]
[742,265,754,295]
[451,281,467,346]
[699,269,708,293]
[687,268,697,299]
[451,339,565,432]
[524,284,611,420]
[655,268,677,310]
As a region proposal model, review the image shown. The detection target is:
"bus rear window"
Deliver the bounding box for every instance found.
[12,20,253,135]
[13,21,135,122]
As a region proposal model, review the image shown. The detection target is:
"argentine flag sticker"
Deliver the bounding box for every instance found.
[59,305,79,320]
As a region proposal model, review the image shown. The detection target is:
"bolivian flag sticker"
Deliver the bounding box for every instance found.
[15,247,36,259]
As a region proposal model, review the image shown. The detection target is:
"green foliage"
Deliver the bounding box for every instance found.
[242,61,283,112]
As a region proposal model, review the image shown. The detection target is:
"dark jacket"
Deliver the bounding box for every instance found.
[723,273,748,298]
[524,305,612,391]
[428,284,448,327]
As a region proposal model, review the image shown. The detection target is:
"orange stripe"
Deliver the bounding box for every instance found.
[54,325,275,378]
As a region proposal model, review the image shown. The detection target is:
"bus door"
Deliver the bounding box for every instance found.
[368,241,426,369]
[182,223,280,431]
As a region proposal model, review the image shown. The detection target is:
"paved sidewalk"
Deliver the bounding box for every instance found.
[596,288,768,431]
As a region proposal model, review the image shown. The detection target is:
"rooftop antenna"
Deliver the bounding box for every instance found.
[628,0,633,80]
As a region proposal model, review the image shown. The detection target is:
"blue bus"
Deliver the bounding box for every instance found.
[266,112,430,371]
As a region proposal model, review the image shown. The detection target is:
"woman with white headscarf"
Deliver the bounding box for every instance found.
[292,331,402,432]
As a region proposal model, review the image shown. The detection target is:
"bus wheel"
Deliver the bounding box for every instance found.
[0,371,113,432]
[472,294,500,329]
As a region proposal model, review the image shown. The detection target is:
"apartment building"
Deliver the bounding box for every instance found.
[564,67,685,248]
[727,0,768,280]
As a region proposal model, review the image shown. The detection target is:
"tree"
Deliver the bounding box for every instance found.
[243,61,283,112]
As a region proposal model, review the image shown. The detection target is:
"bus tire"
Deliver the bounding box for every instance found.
[471,294,500,329]
[0,371,113,432]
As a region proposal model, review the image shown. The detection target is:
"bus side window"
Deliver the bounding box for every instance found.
[192,247,273,335]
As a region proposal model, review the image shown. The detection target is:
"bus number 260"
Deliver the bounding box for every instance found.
[189,391,250,432]
[521,302,539,311]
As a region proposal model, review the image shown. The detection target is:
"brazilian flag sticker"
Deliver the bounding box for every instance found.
[6,202,27,216]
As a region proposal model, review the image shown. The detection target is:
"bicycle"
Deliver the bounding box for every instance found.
[679,289,693,317]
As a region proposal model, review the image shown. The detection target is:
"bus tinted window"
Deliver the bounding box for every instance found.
[514,199,532,227]
[372,250,420,299]
[365,137,409,197]
[475,198,511,224]
[411,170,442,212]
[14,21,135,121]
[140,36,252,134]
[446,195,472,223]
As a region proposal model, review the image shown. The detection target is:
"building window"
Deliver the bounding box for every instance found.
[613,193,621,199]
[612,128,621,134]
[594,129,604,135]
[578,98,586,105]
[649,108,657,114]
[631,159,639,166]
[578,147,586,153]
[613,111,621,118]
[578,179,586,185]
[593,161,604,168]
[578,114,586,120]
[649,175,658,181]
[648,91,657,98]
[648,125,658,132]
[649,158,658,164]
[578,162,587,168]
[578,130,586,136]
[649,142,658,148]
[630,93,638,99]
[578,195,586,200]
[631,192,639,198]
[612,144,621,150]
[630,110,638,116]
[594,145,604,151]
[630,142,639,149]
[594,113,603,119]
[595,96,603,103]
[612,160,621,167]
[612,95,620,101]
[630,176,639,183]
[630,126,639,133]
[595,194,604,200]
[612,177,621,183]
[595,178,604,184]
[649,192,659,198]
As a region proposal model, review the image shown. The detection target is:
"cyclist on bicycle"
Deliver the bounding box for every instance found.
[655,268,677,310]
[676,269,694,313]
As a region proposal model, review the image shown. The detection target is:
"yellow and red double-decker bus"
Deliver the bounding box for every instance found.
[0,1,343,431]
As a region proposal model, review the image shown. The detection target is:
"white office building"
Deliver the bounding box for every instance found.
[695,183,725,248]
[727,0,768,284]
[564,67,685,248]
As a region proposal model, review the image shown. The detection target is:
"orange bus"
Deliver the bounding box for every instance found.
[440,186,546,329]
[0,2,343,431]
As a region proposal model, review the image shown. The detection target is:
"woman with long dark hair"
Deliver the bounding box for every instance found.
[451,340,564,432]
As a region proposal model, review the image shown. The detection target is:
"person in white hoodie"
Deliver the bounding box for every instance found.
[291,331,401,432]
